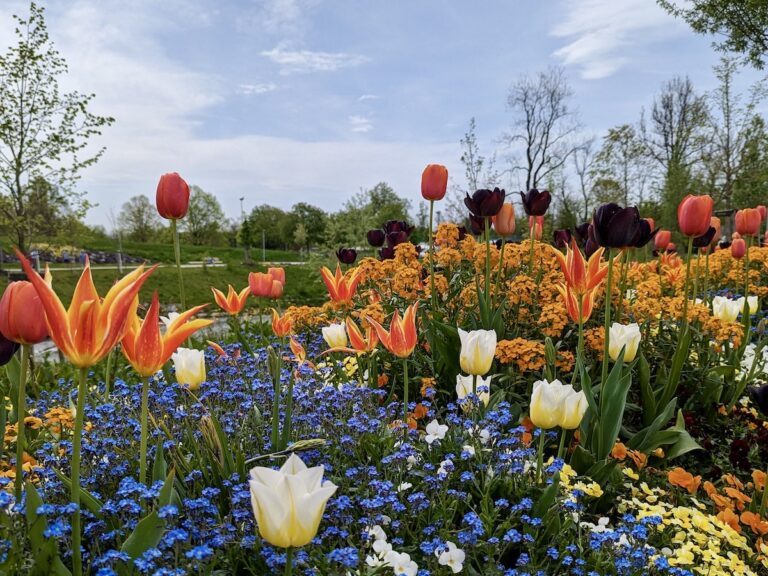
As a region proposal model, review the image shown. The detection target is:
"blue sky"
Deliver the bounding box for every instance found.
[0,0,764,228]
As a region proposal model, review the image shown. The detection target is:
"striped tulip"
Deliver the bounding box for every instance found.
[122,291,211,377]
[320,264,364,304]
[16,249,156,368]
[211,284,250,315]
[366,303,418,358]
[271,309,293,338]
[552,239,610,325]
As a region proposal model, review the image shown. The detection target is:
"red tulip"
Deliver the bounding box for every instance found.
[677,195,713,237]
[757,205,767,221]
[654,230,672,252]
[156,172,190,220]
[731,238,746,259]
[421,164,448,201]
[735,208,761,237]
[528,216,543,240]
[268,267,286,287]
[0,280,48,344]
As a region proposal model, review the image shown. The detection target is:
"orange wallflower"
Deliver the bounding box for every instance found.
[753,470,766,491]
[122,291,211,377]
[668,467,701,494]
[366,303,418,358]
[211,284,250,315]
[320,264,364,304]
[16,249,156,368]
[551,239,609,324]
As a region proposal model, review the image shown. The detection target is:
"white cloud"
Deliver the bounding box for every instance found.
[358,94,379,101]
[348,115,373,133]
[551,0,683,79]
[261,46,369,74]
[237,82,279,95]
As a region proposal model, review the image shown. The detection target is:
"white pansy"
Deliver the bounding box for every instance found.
[437,541,466,573]
[424,419,448,445]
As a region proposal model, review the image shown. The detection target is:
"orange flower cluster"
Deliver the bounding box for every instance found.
[495,338,546,373]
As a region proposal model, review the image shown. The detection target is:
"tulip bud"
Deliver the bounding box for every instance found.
[735,296,759,315]
[155,172,190,220]
[366,229,386,247]
[322,323,348,349]
[735,208,761,237]
[0,281,48,344]
[520,189,552,216]
[758,205,767,222]
[336,248,357,265]
[458,328,497,376]
[268,267,286,286]
[528,216,544,240]
[249,453,338,548]
[172,347,206,390]
[269,280,284,299]
[421,164,448,201]
[654,230,672,252]
[491,203,516,236]
[200,415,224,468]
[559,388,589,430]
[464,188,505,218]
[731,237,746,259]
[455,374,490,407]
[249,272,275,298]
[553,229,571,249]
[677,194,713,237]
[529,379,587,430]
[608,322,641,363]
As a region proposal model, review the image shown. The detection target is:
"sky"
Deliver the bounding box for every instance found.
[0,0,765,229]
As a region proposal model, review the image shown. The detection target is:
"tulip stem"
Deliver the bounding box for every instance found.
[284,547,294,576]
[104,347,115,398]
[429,200,436,312]
[14,344,29,502]
[535,428,546,484]
[484,217,491,310]
[171,218,187,310]
[139,376,150,486]
[703,251,710,305]
[691,252,700,304]
[402,357,409,431]
[615,251,629,323]
[600,248,614,390]
[557,430,567,461]
[71,366,88,576]
[495,237,506,297]
[529,223,536,276]
[681,236,694,328]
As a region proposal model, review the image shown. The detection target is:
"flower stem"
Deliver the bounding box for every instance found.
[615,251,628,322]
[703,251,710,305]
[681,236,694,328]
[171,218,186,310]
[139,376,150,486]
[600,248,614,388]
[14,344,29,502]
[402,358,409,430]
[535,428,546,484]
[495,237,506,296]
[284,547,294,576]
[557,429,567,460]
[529,223,536,275]
[429,200,436,312]
[484,217,491,309]
[71,366,89,576]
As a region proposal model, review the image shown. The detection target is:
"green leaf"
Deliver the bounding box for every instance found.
[152,437,167,483]
[627,398,677,452]
[657,326,692,409]
[53,469,104,520]
[121,469,175,559]
[597,351,632,461]
[532,472,561,518]
[638,353,655,425]
[25,483,71,576]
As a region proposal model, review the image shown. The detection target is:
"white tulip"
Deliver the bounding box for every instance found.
[248,453,337,548]
[530,379,587,430]
[322,323,348,349]
[712,296,741,323]
[455,374,490,406]
[458,328,497,375]
[171,348,206,390]
[559,387,589,430]
[608,322,642,363]
[735,296,759,315]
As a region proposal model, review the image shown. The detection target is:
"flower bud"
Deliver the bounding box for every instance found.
[491,203,516,236]
[677,194,713,237]
[608,322,641,363]
[735,208,761,237]
[155,172,190,220]
[458,328,496,376]
[421,164,448,201]
[0,281,48,344]
[172,348,206,390]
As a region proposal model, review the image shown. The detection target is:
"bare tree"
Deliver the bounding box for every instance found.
[119,195,162,243]
[572,138,597,221]
[592,125,651,207]
[502,67,582,191]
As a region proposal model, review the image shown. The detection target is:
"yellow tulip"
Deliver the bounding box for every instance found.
[530,379,587,430]
[322,323,348,349]
[172,348,206,390]
[249,453,337,548]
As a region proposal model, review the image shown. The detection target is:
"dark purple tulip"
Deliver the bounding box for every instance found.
[336,248,357,264]
[465,188,505,218]
[379,247,395,260]
[494,239,503,250]
[749,384,768,415]
[0,333,19,366]
[631,219,659,248]
[383,220,414,237]
[386,231,409,247]
[468,214,485,235]
[553,229,572,249]
[692,226,717,249]
[592,203,641,248]
[456,226,467,241]
[366,229,386,247]
[574,222,591,244]
[520,189,551,216]
[584,224,600,258]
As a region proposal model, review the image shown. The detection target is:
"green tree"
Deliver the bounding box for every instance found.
[290,202,327,251]
[247,205,289,249]
[119,195,162,243]
[592,125,651,207]
[658,0,768,69]
[0,3,113,251]
[181,185,225,245]
[732,114,768,207]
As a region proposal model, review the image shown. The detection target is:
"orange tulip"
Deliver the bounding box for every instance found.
[122,291,211,377]
[421,164,448,201]
[268,267,286,287]
[16,249,156,368]
[552,239,610,325]
[735,208,761,236]
[654,230,672,252]
[271,309,293,338]
[528,215,544,240]
[249,272,275,298]
[731,237,746,259]
[320,264,364,304]
[757,205,767,222]
[155,172,190,220]
[211,284,250,315]
[677,194,713,237]
[644,217,655,231]
[366,303,418,358]
[289,336,306,365]
[0,280,48,344]
[492,203,516,236]
[207,340,228,358]
[269,279,284,299]
[346,316,379,353]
